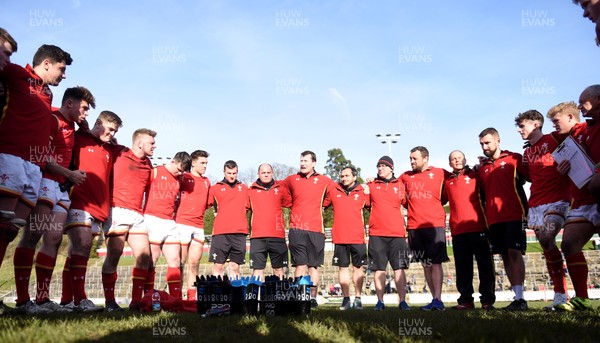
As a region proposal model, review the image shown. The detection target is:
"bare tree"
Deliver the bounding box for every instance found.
[272,162,296,181]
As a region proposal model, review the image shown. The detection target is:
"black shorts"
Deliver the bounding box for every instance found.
[332,244,367,268]
[408,227,449,264]
[249,237,289,269]
[208,234,246,264]
[288,229,325,268]
[368,236,410,271]
[488,221,526,255]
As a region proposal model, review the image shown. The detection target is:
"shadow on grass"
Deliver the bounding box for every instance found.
[2,303,600,342]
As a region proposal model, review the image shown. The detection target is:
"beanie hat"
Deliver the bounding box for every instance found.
[377,155,394,169]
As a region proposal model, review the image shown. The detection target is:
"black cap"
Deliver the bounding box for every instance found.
[377,155,394,169]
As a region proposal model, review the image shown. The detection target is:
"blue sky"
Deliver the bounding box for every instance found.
[2,0,598,183]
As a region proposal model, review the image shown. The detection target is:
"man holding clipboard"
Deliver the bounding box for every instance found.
[554,86,600,311]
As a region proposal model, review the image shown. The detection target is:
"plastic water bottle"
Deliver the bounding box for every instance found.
[152,289,161,312]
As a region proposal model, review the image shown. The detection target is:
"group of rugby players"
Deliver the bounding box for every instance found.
[1,12,599,317]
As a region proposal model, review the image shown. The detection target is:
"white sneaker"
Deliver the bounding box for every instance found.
[553,293,568,307]
[75,299,104,313]
[15,300,53,314]
[38,300,73,313]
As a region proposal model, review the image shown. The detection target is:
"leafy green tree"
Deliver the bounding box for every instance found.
[324,148,363,183]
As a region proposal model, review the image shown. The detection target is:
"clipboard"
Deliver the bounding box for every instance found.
[552,136,595,189]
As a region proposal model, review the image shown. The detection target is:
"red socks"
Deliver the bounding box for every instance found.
[13,247,35,305]
[167,267,182,299]
[35,252,56,303]
[71,254,89,305]
[187,288,196,301]
[102,272,118,304]
[144,267,156,295]
[544,247,566,293]
[565,252,589,298]
[60,257,73,305]
[131,267,148,304]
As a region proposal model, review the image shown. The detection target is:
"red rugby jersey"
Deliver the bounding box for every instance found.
[478,150,528,225]
[367,177,406,237]
[524,133,570,207]
[69,130,114,221]
[144,165,180,220]
[400,166,449,230]
[110,147,152,214]
[0,64,53,166]
[207,180,249,235]
[570,122,587,145]
[443,168,487,235]
[282,172,333,233]
[572,120,600,208]
[323,183,369,244]
[175,172,211,228]
[247,180,291,239]
[44,111,75,184]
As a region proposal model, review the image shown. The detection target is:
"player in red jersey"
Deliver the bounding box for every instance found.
[282,151,334,308]
[0,28,16,71]
[177,150,211,300]
[323,166,369,310]
[145,152,190,299]
[101,129,155,312]
[0,27,17,314]
[13,87,93,314]
[58,111,122,313]
[515,109,572,309]
[0,28,17,104]
[207,160,248,279]
[400,146,450,311]
[367,156,410,311]
[478,127,529,311]
[444,150,495,310]
[574,0,600,45]
[247,163,292,280]
[0,45,71,276]
[555,85,600,311]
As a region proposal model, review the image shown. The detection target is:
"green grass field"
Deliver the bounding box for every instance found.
[0,301,599,342]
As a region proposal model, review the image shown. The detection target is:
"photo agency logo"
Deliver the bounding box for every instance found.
[521,77,555,95]
[521,9,556,27]
[151,113,186,134]
[152,317,187,338]
[399,46,432,63]
[152,45,186,64]
[275,9,310,27]
[275,77,310,95]
[399,113,432,132]
[399,318,433,337]
[29,9,63,27]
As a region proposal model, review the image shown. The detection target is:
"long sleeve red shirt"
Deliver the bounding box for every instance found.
[323,183,369,244]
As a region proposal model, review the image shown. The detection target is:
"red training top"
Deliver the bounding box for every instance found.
[44,111,75,184]
[478,150,528,226]
[367,177,406,237]
[176,172,211,228]
[400,166,449,230]
[282,172,333,233]
[323,182,369,244]
[68,130,115,222]
[207,180,249,235]
[524,132,570,208]
[443,168,487,236]
[144,165,180,220]
[247,180,291,239]
[110,147,152,214]
[0,63,54,166]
